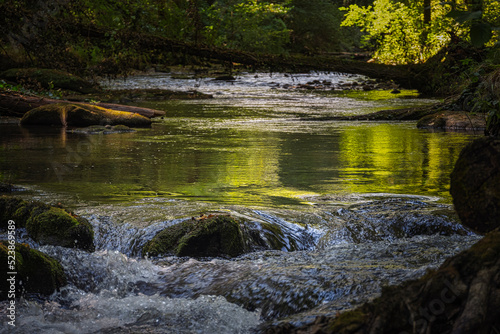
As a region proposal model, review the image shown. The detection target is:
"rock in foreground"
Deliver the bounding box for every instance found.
[20,103,151,128]
[143,215,246,258]
[0,242,67,299]
[450,137,500,233]
[0,197,95,251]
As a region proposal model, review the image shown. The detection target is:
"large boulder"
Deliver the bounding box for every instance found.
[0,241,67,299]
[20,103,151,128]
[26,207,95,251]
[264,229,500,334]
[0,68,98,94]
[0,197,95,251]
[450,137,500,233]
[143,215,247,258]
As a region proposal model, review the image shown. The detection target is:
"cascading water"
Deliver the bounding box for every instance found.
[0,71,482,333]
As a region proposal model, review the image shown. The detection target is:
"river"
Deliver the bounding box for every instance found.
[0,71,482,333]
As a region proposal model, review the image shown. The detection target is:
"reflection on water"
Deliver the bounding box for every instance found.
[0,115,477,206]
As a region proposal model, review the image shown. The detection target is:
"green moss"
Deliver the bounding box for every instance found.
[143,215,246,258]
[327,308,368,334]
[26,207,95,251]
[0,197,94,251]
[0,241,66,299]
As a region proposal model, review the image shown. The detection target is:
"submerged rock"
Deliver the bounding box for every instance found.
[66,124,136,134]
[0,241,67,298]
[264,229,500,334]
[416,110,487,130]
[20,103,151,128]
[450,137,500,233]
[0,68,98,94]
[0,197,95,251]
[143,214,246,258]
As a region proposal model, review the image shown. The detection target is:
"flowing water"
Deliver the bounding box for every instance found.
[0,71,482,333]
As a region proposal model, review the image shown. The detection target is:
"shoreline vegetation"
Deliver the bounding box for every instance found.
[0,0,499,331]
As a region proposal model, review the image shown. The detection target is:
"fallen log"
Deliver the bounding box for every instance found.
[0,90,165,118]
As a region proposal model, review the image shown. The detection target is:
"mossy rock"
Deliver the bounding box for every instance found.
[143,215,246,258]
[0,241,67,299]
[26,207,95,251]
[20,103,151,128]
[0,197,51,230]
[450,137,500,233]
[0,197,95,251]
[0,68,98,94]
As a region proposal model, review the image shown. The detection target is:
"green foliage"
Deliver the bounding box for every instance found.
[204,0,292,54]
[341,0,500,64]
[286,0,345,53]
[341,0,455,64]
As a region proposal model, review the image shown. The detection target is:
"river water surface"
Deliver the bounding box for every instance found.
[0,71,482,333]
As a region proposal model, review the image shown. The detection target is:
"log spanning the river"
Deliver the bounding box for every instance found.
[0,91,165,118]
[66,24,429,92]
[121,31,426,91]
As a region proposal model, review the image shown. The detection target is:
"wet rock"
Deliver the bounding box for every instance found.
[417,110,487,130]
[20,103,151,128]
[0,241,66,298]
[26,207,95,251]
[214,75,236,81]
[0,68,98,94]
[450,137,500,233]
[264,229,500,334]
[143,214,246,258]
[0,197,95,251]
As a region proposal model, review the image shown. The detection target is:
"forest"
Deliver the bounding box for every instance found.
[1,0,500,122]
[1,1,500,333]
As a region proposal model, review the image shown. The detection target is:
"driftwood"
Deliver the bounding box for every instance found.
[0,91,165,118]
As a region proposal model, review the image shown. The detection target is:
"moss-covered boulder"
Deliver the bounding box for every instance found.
[0,241,67,299]
[26,207,95,251]
[450,137,500,233]
[265,229,500,334]
[0,197,95,251]
[20,103,151,128]
[143,215,247,258]
[0,68,98,94]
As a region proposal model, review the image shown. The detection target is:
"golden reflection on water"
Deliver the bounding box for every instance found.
[0,120,478,206]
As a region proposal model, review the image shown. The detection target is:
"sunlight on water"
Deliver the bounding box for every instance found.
[0,71,484,333]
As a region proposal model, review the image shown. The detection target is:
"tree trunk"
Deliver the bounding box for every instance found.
[424,0,431,25]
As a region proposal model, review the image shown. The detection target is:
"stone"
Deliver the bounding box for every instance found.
[0,241,67,299]
[0,197,95,251]
[143,214,246,258]
[20,103,151,128]
[450,137,500,233]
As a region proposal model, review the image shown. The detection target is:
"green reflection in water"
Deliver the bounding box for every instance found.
[0,115,478,207]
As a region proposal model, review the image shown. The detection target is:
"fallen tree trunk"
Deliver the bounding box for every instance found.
[65,23,430,91]
[0,91,165,118]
